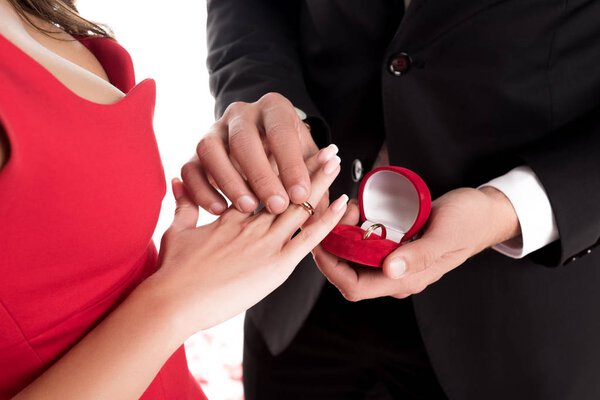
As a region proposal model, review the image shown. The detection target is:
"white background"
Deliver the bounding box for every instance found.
[77,1,244,399]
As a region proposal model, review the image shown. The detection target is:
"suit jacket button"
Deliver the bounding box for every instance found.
[352,159,363,182]
[389,53,412,76]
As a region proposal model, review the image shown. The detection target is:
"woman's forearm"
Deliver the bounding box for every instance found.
[13,280,187,400]
[12,148,344,399]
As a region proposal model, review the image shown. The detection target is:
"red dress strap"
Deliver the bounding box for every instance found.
[79,36,137,92]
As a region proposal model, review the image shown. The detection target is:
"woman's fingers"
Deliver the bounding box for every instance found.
[339,199,360,225]
[282,194,348,262]
[269,146,341,239]
[170,178,200,232]
[302,147,341,224]
[308,144,339,174]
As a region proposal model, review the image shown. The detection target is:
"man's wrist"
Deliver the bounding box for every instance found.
[478,186,521,246]
[481,166,559,258]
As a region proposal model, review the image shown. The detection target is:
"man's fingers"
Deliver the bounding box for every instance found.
[180,157,228,215]
[196,134,258,213]
[228,112,290,214]
[191,93,335,217]
[312,246,359,292]
[381,238,436,280]
[259,93,311,204]
[315,252,418,301]
[382,234,453,280]
[390,265,447,299]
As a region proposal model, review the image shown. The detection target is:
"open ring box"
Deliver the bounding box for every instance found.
[321,166,431,267]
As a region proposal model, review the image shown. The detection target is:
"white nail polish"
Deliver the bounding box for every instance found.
[324,157,341,175]
[318,144,340,163]
[332,194,349,212]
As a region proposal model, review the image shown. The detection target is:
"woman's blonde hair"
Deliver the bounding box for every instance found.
[7,0,111,38]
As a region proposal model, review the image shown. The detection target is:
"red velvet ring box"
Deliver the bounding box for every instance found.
[321,166,431,267]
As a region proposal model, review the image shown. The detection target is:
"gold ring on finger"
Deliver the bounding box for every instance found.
[298,201,315,216]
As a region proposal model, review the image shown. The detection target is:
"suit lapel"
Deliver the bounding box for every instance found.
[394,0,508,51]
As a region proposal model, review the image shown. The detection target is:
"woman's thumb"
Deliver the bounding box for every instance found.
[170,178,199,232]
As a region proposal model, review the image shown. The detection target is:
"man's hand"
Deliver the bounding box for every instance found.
[313,187,521,301]
[181,92,330,215]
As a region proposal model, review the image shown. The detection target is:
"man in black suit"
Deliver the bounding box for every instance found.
[182,1,600,399]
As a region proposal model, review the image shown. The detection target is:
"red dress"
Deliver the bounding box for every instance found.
[0,34,206,399]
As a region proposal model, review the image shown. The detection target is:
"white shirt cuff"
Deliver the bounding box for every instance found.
[480,166,559,259]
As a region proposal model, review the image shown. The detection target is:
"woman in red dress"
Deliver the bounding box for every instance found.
[0,1,347,398]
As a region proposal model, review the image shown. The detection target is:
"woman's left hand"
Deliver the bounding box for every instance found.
[313,187,521,301]
[149,145,346,334]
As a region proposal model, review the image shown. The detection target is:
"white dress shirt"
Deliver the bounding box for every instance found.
[481,167,559,257]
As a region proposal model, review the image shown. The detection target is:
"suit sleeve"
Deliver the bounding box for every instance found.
[520,106,600,267]
[206,0,330,147]
[512,0,600,267]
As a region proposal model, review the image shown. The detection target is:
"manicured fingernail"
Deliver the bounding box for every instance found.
[209,202,226,214]
[289,185,308,202]
[331,194,349,212]
[317,144,339,163]
[237,195,257,212]
[389,258,407,279]
[267,195,287,213]
[323,156,341,174]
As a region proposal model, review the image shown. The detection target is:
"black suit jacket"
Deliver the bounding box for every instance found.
[207,1,600,398]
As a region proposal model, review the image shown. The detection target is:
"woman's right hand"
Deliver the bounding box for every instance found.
[146,144,345,338]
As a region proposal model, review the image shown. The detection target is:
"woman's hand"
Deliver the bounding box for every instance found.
[313,187,520,301]
[148,145,346,337]
[13,145,344,400]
